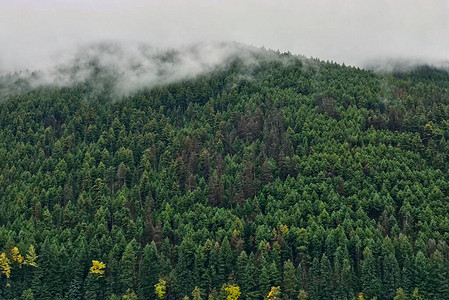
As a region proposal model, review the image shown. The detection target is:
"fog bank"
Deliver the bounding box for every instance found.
[1,0,448,73]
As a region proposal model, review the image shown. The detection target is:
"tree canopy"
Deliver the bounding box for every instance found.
[0,48,448,299]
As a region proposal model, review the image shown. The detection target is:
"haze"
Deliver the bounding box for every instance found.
[1,0,448,73]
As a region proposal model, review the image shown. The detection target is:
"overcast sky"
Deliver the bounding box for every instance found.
[1,0,449,72]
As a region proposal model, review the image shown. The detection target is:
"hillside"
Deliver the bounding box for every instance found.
[0,48,449,300]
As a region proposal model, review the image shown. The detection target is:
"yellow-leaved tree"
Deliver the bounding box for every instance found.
[1,245,37,280]
[89,260,106,277]
[23,245,38,267]
[154,279,166,300]
[222,284,241,300]
[266,286,281,300]
[0,253,11,279]
[10,247,23,266]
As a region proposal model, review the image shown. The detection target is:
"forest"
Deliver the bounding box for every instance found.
[0,48,449,300]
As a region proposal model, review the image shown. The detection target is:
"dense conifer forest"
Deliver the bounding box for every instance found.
[0,48,449,299]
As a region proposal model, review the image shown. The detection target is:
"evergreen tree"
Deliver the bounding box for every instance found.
[218,237,233,285]
[361,247,380,299]
[259,257,272,299]
[382,252,400,299]
[307,258,320,300]
[140,242,160,299]
[319,253,333,299]
[413,252,429,298]
[176,236,196,297]
[282,260,296,300]
[120,239,138,294]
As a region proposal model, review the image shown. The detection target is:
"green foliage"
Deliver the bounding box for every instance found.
[0,48,449,299]
[297,289,308,300]
[282,260,296,299]
[20,289,34,300]
[192,286,203,300]
[393,288,408,300]
[140,241,160,299]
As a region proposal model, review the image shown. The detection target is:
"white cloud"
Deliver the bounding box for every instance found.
[1,0,448,72]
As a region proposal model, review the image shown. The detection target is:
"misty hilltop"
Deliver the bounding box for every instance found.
[0,42,283,98]
[2,41,448,100]
[1,43,449,300]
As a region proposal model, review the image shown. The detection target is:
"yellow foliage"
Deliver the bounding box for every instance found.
[10,247,23,266]
[266,286,281,300]
[155,279,167,300]
[358,293,366,300]
[280,225,289,236]
[90,260,106,277]
[0,253,11,278]
[23,245,38,267]
[223,284,241,300]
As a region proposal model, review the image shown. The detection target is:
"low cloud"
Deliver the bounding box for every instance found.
[1,0,448,77]
[0,41,279,97]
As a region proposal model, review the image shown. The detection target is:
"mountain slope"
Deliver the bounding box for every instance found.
[0,48,449,299]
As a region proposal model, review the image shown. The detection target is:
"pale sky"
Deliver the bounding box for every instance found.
[1,0,449,71]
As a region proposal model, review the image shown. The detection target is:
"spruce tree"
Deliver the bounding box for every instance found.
[361,247,380,299]
[282,260,297,299]
[140,242,160,299]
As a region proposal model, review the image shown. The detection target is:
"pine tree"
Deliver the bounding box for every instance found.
[401,256,413,295]
[84,273,103,300]
[282,260,296,299]
[382,252,400,299]
[413,251,429,298]
[193,246,207,293]
[218,237,233,286]
[120,239,138,293]
[269,261,281,288]
[340,259,354,299]
[259,257,271,299]
[31,239,61,299]
[243,253,258,299]
[361,247,380,299]
[307,258,320,299]
[430,250,449,299]
[140,242,160,299]
[176,236,196,297]
[319,253,333,298]
[236,251,248,295]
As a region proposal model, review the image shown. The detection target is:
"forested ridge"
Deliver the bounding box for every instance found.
[0,49,449,300]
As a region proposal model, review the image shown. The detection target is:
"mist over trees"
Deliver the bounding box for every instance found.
[0,47,449,299]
